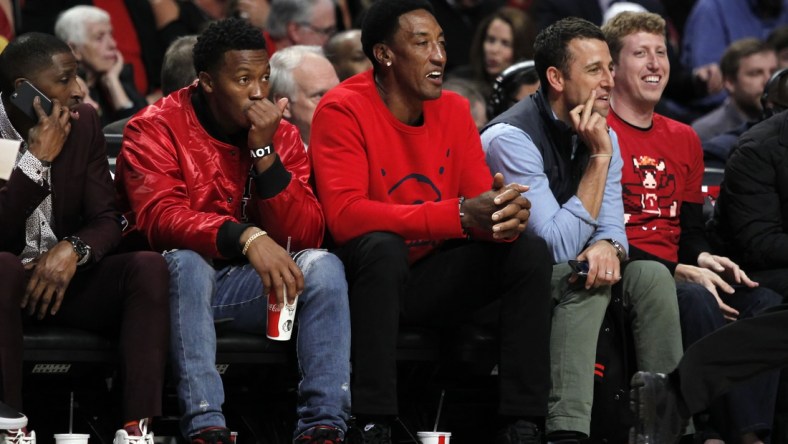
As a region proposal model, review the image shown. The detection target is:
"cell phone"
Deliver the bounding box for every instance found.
[568,259,590,276]
[9,80,53,121]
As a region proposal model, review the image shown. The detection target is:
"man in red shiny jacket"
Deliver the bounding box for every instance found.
[115,18,350,444]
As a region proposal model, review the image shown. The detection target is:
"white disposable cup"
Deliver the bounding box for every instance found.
[266,287,298,341]
[417,431,451,444]
[54,433,89,444]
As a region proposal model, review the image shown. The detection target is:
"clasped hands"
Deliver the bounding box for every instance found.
[462,172,531,240]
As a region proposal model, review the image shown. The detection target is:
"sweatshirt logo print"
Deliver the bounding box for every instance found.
[622,155,678,223]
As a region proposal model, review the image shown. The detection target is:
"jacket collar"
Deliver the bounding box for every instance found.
[191,86,246,147]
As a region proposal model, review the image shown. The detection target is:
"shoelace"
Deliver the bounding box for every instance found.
[6,430,34,444]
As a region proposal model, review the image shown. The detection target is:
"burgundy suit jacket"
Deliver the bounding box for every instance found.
[0,103,121,264]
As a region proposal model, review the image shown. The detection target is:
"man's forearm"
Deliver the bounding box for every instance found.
[575,155,610,219]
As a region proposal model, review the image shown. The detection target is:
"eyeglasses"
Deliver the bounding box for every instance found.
[297,22,337,37]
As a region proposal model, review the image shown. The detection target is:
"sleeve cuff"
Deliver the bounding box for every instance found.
[16,151,46,184]
[217,221,255,259]
[251,155,292,199]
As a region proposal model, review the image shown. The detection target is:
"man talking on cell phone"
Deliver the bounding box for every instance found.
[0,32,170,444]
[481,17,684,443]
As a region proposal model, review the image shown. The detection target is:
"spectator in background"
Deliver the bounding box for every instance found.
[265,0,337,54]
[692,38,777,143]
[0,0,13,50]
[429,0,504,73]
[485,60,539,120]
[0,32,169,444]
[193,0,230,19]
[229,0,270,28]
[451,7,534,103]
[530,0,665,32]
[442,77,488,130]
[270,45,339,148]
[324,29,371,81]
[22,0,209,97]
[681,0,788,110]
[768,25,788,69]
[103,35,198,144]
[54,6,149,127]
[76,75,101,113]
[160,35,199,96]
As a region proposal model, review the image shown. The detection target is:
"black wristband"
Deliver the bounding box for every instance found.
[250,145,274,159]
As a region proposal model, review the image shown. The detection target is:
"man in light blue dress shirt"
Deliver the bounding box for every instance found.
[481,17,684,443]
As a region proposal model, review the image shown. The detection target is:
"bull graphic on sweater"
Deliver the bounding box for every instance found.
[622,155,677,224]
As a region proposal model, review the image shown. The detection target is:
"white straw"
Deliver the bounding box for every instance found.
[433,389,445,432]
[69,391,74,434]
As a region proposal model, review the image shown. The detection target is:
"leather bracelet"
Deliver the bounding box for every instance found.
[242,230,268,256]
[458,196,470,239]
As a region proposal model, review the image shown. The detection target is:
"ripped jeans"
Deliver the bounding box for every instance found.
[164,249,351,439]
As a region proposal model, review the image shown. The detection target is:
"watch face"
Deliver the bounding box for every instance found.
[66,236,88,259]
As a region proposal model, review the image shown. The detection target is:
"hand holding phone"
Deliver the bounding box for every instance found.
[568,259,590,277]
[10,80,53,121]
[10,81,71,163]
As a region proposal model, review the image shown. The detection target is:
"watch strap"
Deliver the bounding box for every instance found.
[63,235,91,266]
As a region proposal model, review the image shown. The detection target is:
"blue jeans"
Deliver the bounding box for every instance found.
[164,249,351,440]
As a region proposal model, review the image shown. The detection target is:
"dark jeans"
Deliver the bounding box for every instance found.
[676,283,782,438]
[0,251,170,422]
[749,268,788,301]
[334,231,553,417]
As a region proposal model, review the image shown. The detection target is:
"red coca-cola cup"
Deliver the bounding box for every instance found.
[266,287,297,341]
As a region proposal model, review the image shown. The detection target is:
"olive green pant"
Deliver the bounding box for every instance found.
[546,261,683,436]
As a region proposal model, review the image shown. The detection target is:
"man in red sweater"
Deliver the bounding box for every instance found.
[309,1,552,443]
[603,11,782,443]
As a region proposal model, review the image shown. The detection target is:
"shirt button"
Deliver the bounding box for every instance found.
[227,197,233,203]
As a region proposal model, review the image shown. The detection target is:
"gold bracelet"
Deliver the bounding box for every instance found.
[590,154,613,158]
[242,230,268,256]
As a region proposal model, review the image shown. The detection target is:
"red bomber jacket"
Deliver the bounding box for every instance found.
[115,84,324,259]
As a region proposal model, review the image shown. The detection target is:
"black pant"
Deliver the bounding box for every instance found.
[677,304,788,415]
[0,251,170,422]
[676,283,781,437]
[334,231,553,417]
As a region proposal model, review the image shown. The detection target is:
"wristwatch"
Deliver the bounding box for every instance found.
[63,235,92,266]
[604,238,627,262]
